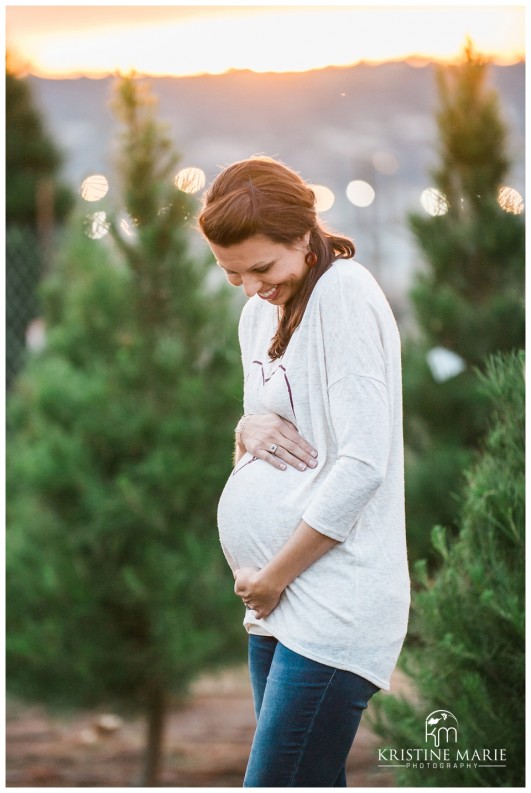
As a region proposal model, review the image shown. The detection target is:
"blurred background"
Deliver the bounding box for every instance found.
[5,4,525,788]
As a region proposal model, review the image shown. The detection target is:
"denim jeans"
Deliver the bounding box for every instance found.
[244,635,379,787]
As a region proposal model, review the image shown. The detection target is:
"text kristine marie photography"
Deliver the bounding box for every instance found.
[378,710,508,772]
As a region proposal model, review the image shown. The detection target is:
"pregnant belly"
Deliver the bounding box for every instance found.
[217,452,319,571]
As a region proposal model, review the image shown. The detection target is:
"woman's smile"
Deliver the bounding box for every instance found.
[258,284,280,301]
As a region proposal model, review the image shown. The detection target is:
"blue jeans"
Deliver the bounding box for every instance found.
[244,635,379,787]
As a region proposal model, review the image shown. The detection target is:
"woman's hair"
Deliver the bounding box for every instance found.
[199,156,355,360]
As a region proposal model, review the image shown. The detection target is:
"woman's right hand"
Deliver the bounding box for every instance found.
[239,414,318,472]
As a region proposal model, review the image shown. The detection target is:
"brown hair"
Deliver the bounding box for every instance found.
[198,156,355,359]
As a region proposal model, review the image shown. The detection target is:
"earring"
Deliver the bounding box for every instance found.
[305,251,318,267]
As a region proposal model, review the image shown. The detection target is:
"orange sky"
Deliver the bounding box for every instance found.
[5,3,526,78]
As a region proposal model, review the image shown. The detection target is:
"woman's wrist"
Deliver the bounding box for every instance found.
[235,413,253,448]
[255,566,286,599]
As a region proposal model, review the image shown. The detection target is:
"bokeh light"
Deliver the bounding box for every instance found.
[80,174,109,202]
[497,186,524,215]
[25,318,46,353]
[119,216,137,239]
[346,180,375,208]
[372,151,399,175]
[84,211,110,240]
[427,346,466,382]
[420,187,449,216]
[174,166,206,194]
[311,184,335,213]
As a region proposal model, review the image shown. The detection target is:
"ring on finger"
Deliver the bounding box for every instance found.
[269,443,278,455]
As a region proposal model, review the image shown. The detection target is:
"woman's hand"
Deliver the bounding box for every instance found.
[234,567,283,619]
[239,414,318,472]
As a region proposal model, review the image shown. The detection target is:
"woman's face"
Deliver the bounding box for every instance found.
[210,233,310,306]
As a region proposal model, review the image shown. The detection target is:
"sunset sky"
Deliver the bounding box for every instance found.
[5,3,526,79]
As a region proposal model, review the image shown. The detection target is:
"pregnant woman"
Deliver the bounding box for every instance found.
[198,156,410,787]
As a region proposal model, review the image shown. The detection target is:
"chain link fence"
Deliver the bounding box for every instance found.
[6,225,43,390]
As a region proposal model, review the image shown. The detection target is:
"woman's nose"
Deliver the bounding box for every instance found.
[242,275,263,297]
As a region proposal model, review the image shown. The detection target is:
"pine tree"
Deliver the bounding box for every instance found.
[371,350,525,787]
[6,57,75,386]
[6,57,73,227]
[6,75,245,785]
[403,42,524,562]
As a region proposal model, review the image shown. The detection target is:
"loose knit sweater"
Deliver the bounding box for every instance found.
[217,260,410,690]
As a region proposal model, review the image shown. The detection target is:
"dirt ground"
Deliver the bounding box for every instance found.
[6,665,399,788]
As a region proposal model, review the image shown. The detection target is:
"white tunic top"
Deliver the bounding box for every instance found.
[217,260,410,690]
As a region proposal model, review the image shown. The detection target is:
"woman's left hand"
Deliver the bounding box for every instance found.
[234,567,282,619]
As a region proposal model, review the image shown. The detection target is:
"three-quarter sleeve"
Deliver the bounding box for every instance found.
[302,277,392,541]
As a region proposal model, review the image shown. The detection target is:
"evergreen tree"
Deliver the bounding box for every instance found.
[371,350,525,787]
[6,57,73,226]
[403,43,524,561]
[6,75,244,785]
[6,57,74,386]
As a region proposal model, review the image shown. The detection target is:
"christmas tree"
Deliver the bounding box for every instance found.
[371,350,525,786]
[403,42,524,562]
[6,56,73,227]
[7,75,244,785]
[6,56,74,385]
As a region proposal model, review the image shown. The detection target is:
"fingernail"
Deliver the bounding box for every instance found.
[298,462,307,471]
[311,450,318,458]
[309,459,317,468]
[280,463,287,470]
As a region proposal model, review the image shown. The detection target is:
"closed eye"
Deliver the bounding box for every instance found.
[216,261,274,275]
[216,262,238,276]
